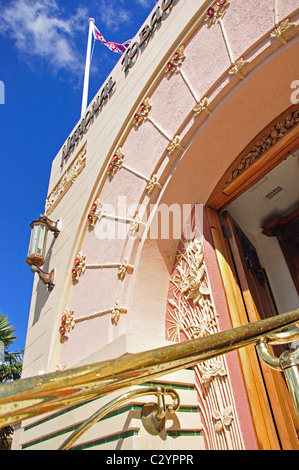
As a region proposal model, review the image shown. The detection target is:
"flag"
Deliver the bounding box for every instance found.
[92,24,131,54]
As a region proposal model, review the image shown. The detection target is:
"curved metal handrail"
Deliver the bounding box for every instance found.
[0,309,298,429]
[256,323,299,420]
[58,385,180,450]
[260,327,299,346]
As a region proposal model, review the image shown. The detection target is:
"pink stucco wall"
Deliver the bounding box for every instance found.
[57,0,299,449]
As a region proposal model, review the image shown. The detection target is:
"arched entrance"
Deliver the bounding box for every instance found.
[206,105,299,449]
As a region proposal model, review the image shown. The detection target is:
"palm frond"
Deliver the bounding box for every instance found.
[0,313,17,348]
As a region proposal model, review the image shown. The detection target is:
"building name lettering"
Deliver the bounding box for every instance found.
[61,77,116,168]
[122,0,180,73]
[60,0,179,169]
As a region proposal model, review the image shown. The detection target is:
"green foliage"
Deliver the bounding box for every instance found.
[0,425,13,450]
[0,351,23,383]
[0,312,23,450]
[0,313,17,348]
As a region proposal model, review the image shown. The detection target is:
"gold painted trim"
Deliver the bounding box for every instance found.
[270,19,295,44]
[45,143,87,216]
[228,58,249,80]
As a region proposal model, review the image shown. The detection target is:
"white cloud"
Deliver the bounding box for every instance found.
[96,0,132,32]
[135,0,156,7]
[0,0,158,77]
[0,0,88,76]
[95,0,156,34]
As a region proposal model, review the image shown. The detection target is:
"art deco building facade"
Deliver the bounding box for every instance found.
[12,0,299,450]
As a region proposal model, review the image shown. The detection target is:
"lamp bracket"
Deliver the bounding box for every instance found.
[31,266,56,291]
[38,215,61,237]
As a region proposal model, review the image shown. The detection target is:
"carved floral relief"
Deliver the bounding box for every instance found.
[166,238,244,449]
[225,107,299,188]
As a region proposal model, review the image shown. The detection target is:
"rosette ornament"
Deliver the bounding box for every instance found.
[59,308,75,339]
[107,148,124,176]
[71,252,86,282]
[87,199,103,227]
[204,0,230,27]
[165,46,185,77]
[133,98,152,128]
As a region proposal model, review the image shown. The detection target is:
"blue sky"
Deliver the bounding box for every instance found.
[0,0,157,353]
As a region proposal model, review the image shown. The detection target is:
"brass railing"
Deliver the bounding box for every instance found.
[58,385,181,450]
[0,309,298,433]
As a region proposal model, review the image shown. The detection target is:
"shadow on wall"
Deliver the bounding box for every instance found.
[32,237,55,326]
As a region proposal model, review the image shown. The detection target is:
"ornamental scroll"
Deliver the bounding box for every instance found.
[224,107,299,192]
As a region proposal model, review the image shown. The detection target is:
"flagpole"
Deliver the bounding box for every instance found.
[81,18,95,118]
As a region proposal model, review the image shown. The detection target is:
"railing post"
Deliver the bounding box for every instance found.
[256,329,299,421]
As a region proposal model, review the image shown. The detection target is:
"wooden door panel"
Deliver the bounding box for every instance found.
[221,211,299,449]
[206,207,281,449]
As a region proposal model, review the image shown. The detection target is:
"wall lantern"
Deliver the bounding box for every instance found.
[26,214,61,291]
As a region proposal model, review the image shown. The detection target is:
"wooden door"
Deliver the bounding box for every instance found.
[222,211,299,449]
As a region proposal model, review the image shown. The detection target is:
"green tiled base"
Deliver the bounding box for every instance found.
[71,429,202,450]
[71,429,140,450]
[21,381,200,450]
